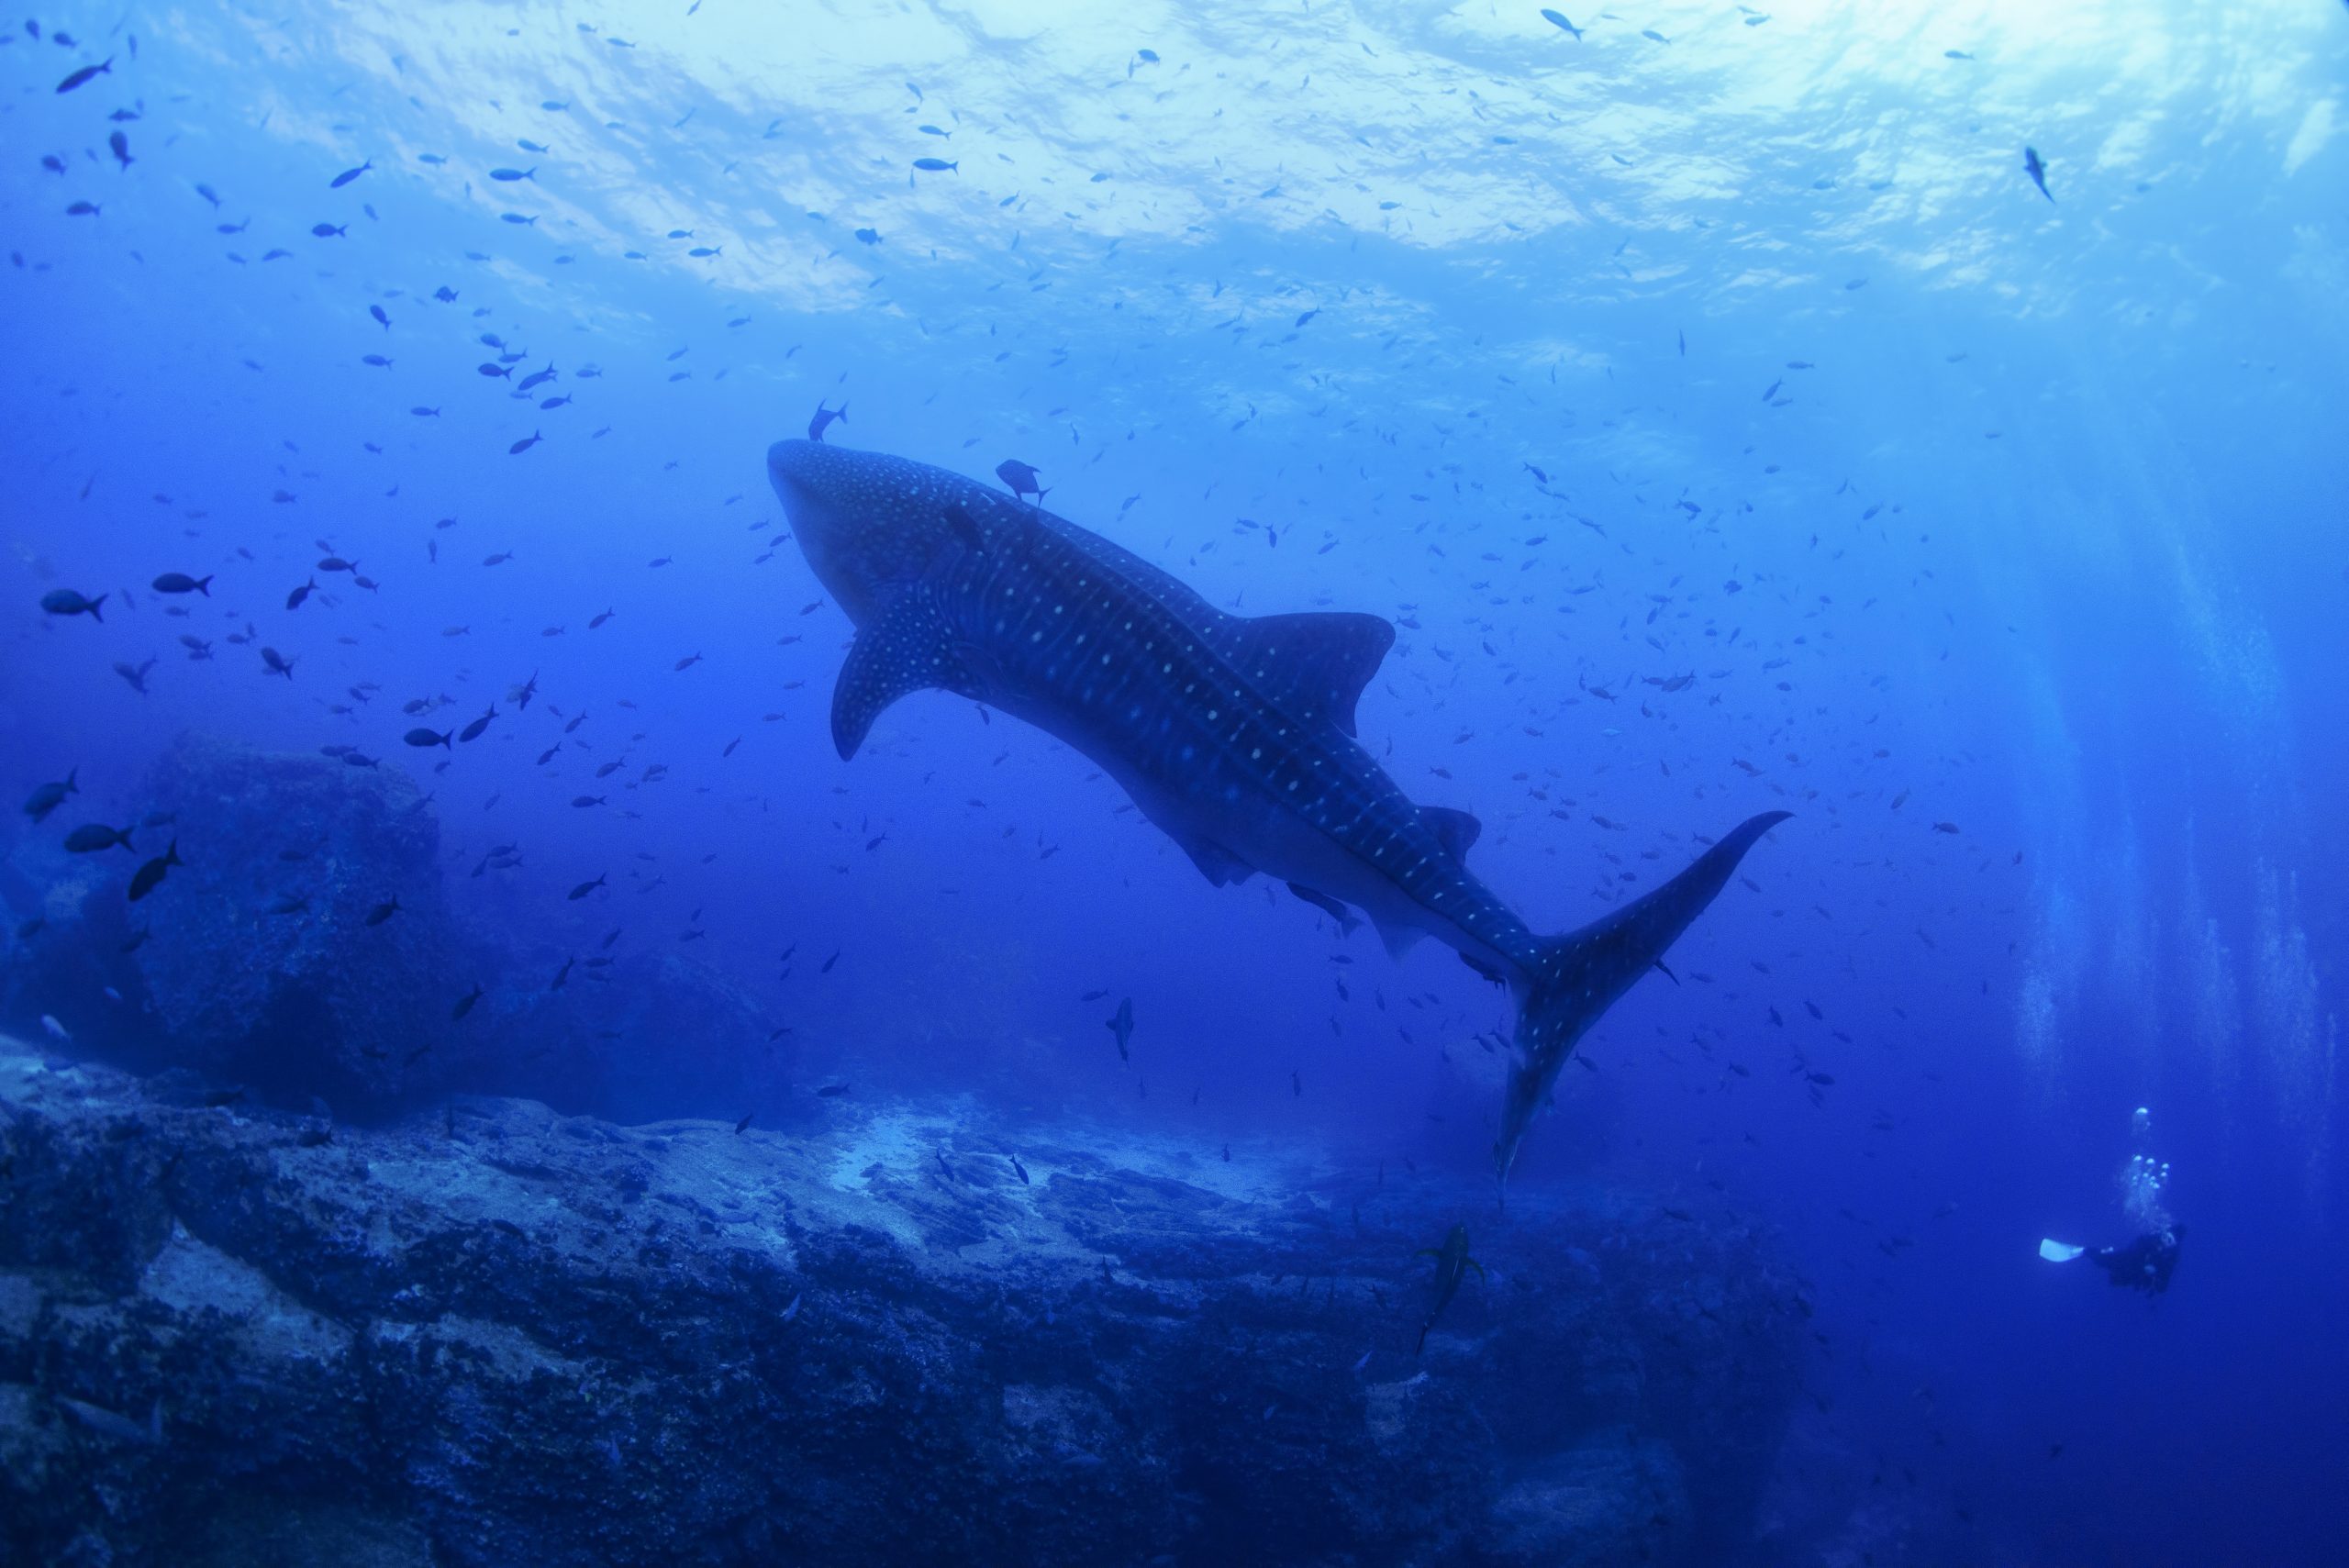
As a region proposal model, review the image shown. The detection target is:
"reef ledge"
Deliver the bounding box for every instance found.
[0,1034,1803,1567]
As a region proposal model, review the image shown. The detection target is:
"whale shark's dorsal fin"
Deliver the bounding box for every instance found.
[1221,611,1395,737]
[1419,805,1481,862]
[830,584,972,759]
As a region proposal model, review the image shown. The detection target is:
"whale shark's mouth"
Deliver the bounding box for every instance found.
[766,438,884,623]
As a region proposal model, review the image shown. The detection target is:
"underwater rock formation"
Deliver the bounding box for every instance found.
[0,1036,1804,1567]
[124,735,461,1104]
[2,738,787,1126]
[0,734,468,1108]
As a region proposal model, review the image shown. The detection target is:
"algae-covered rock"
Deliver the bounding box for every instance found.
[0,1038,1806,1568]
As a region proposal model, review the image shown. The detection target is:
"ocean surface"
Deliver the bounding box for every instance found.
[4,2,2345,1562]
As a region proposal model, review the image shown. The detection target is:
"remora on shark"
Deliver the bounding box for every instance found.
[768,438,1788,1180]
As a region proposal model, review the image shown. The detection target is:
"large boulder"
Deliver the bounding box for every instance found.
[1,737,790,1126]
[0,1036,1804,1567]
[44,735,465,1106]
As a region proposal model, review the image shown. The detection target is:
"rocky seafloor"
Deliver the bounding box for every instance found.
[0,1030,1809,1567]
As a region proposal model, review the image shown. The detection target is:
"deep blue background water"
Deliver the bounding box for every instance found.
[4,2,2344,1560]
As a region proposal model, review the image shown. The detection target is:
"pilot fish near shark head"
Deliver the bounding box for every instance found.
[767,438,1789,1184]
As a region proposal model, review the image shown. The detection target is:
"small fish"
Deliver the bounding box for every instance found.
[1009,1152,1030,1184]
[330,159,373,188]
[264,892,309,916]
[24,769,80,823]
[405,728,452,749]
[364,897,401,926]
[451,983,484,1020]
[568,874,606,900]
[995,458,1047,503]
[40,589,106,621]
[310,222,347,239]
[508,430,543,455]
[261,646,296,678]
[489,167,536,183]
[56,58,113,94]
[808,401,848,442]
[286,578,317,610]
[814,1083,849,1097]
[127,840,183,902]
[780,1291,803,1323]
[1540,9,1584,40]
[64,823,137,853]
[912,157,957,172]
[108,129,133,170]
[2022,145,2054,203]
[1106,996,1134,1061]
[41,1014,72,1042]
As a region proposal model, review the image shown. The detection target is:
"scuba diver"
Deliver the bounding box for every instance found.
[2039,1106,2181,1296]
[1414,1223,1486,1353]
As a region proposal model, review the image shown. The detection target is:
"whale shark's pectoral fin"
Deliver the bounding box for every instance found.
[1228,611,1395,736]
[830,585,974,760]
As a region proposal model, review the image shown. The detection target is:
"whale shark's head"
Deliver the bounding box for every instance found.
[767,439,963,627]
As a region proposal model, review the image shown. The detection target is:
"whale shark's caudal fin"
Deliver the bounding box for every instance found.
[1496,810,1791,1183]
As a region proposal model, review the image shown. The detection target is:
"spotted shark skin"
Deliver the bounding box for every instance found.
[768,439,1788,1182]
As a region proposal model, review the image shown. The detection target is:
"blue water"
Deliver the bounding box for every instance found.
[5,1,2345,1560]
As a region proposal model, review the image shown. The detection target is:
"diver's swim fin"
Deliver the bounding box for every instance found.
[2039,1239,2086,1262]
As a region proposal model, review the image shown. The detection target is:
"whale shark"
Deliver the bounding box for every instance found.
[767,439,1788,1181]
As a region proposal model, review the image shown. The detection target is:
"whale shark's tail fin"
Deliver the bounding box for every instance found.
[1497,810,1791,1184]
